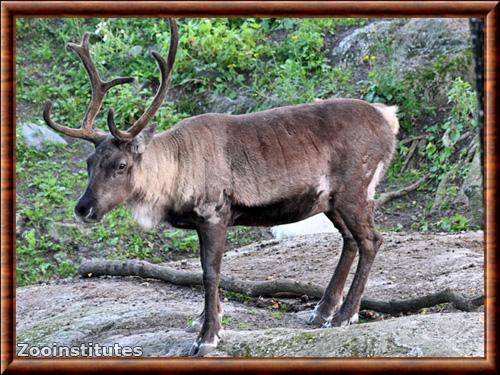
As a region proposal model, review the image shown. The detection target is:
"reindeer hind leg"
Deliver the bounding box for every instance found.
[325,196,382,327]
[307,209,358,326]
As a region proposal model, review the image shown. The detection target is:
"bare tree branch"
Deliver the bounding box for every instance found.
[398,134,429,146]
[80,260,483,314]
[400,139,420,173]
[375,177,426,208]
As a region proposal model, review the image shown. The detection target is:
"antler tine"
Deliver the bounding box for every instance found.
[43,100,107,144]
[44,32,135,145]
[106,108,123,140]
[67,33,135,131]
[108,19,179,141]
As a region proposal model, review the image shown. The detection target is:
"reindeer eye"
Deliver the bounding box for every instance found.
[117,162,127,171]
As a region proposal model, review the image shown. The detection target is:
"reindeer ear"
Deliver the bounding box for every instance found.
[130,123,157,154]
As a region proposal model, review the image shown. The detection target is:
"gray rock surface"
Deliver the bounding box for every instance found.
[17,231,484,357]
[128,45,143,58]
[330,18,471,72]
[395,18,473,72]
[21,123,67,149]
[209,92,256,114]
[329,18,473,101]
[456,144,483,227]
[221,312,483,357]
[329,20,398,69]
[431,170,455,214]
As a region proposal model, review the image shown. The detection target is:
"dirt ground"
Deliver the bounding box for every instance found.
[168,230,484,301]
[16,231,484,357]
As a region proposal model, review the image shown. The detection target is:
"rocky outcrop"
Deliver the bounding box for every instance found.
[395,19,473,73]
[329,20,399,70]
[21,123,67,150]
[455,144,483,227]
[17,232,484,357]
[328,18,473,107]
[221,313,483,357]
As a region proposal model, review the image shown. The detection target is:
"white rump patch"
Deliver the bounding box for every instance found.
[372,103,399,135]
[367,162,384,201]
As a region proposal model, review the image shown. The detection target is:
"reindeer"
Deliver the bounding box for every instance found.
[43,19,399,356]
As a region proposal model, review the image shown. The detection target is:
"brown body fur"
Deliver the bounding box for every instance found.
[130,98,395,230]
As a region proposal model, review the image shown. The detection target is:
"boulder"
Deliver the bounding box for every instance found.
[455,144,483,227]
[431,170,457,214]
[328,18,474,104]
[395,18,473,72]
[21,123,67,150]
[329,20,398,70]
[208,92,256,114]
[16,276,484,357]
[128,45,143,58]
[221,312,483,357]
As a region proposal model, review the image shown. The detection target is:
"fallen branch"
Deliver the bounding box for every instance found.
[400,139,419,173]
[361,289,484,314]
[375,177,426,208]
[456,131,473,144]
[80,260,483,314]
[398,134,429,146]
[80,260,325,299]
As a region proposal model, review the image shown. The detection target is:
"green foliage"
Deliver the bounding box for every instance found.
[16,228,72,285]
[423,78,477,176]
[16,17,365,127]
[279,303,288,313]
[446,77,478,132]
[436,214,469,232]
[271,311,283,320]
[386,76,477,184]
[126,234,153,259]
[221,315,233,325]
[225,227,261,249]
[384,76,479,232]
[57,259,78,278]
[251,19,361,107]
[362,41,424,130]
[164,230,199,252]
[223,291,252,303]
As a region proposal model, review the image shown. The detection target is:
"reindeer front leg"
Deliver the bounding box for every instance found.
[189,221,227,356]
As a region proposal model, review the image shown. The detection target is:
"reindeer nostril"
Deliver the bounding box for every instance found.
[75,202,91,218]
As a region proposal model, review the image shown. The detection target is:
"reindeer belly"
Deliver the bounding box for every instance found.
[231,184,331,226]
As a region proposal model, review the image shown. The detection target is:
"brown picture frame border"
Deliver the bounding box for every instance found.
[1,1,498,374]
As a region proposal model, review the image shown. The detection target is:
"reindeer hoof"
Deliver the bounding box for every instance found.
[325,312,359,328]
[188,325,223,356]
[188,336,220,356]
[307,310,330,326]
[307,301,342,326]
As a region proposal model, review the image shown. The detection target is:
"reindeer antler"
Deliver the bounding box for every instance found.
[107,19,179,142]
[43,33,135,144]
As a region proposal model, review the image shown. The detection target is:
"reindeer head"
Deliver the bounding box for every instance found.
[43,20,178,223]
